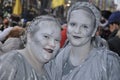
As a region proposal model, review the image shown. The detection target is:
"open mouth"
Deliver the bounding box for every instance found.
[44,48,54,53]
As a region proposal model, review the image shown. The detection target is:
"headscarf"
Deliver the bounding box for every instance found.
[27,15,61,33]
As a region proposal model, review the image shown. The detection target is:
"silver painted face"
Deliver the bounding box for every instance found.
[67,9,95,47]
[29,20,61,63]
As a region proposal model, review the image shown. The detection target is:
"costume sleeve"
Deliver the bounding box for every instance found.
[107,52,120,80]
[2,38,21,53]
[45,57,63,80]
[0,55,18,80]
[0,27,13,41]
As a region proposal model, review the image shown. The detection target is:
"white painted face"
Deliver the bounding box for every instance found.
[67,9,95,47]
[29,20,61,63]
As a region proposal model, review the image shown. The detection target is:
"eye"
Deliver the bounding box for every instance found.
[44,35,49,39]
[70,22,76,27]
[82,24,88,28]
[55,39,60,42]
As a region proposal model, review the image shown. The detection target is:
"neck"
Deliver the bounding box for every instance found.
[18,47,45,76]
[70,40,93,66]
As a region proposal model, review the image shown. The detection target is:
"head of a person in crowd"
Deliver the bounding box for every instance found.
[5,26,25,39]
[66,2,101,47]
[3,17,9,28]
[100,10,112,28]
[108,11,120,32]
[10,14,21,26]
[25,15,61,63]
[101,10,112,20]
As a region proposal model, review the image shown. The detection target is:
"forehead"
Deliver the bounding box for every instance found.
[70,9,94,24]
[37,20,61,35]
[38,20,60,29]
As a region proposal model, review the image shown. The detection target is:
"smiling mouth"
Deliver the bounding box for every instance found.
[44,48,54,53]
[73,36,81,39]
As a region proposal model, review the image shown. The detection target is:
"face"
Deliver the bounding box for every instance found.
[109,24,118,32]
[67,9,95,47]
[29,20,61,63]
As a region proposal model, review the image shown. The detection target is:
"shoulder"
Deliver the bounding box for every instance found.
[92,48,120,73]
[0,51,26,79]
[0,51,23,71]
[94,47,120,64]
[97,48,120,79]
[0,50,25,71]
[0,50,23,62]
[95,47,119,57]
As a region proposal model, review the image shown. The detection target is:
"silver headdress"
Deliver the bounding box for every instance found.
[27,15,61,33]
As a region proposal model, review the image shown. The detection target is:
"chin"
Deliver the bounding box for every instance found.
[71,43,84,47]
[41,57,51,63]
[70,40,88,47]
[44,53,54,62]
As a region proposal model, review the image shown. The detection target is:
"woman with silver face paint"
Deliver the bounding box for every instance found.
[0,15,61,80]
[45,2,120,80]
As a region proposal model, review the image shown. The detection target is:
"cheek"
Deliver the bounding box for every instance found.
[55,42,60,49]
[84,31,92,37]
[67,26,73,34]
[84,28,94,37]
[34,36,47,47]
[52,43,60,57]
[40,40,48,47]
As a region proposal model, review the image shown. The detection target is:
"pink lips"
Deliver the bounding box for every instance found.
[44,48,54,53]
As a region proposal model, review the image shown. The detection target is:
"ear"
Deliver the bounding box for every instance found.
[92,26,98,37]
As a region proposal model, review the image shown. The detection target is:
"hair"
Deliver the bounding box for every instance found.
[27,15,61,35]
[5,26,25,40]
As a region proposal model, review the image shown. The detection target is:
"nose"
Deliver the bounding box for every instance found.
[74,26,81,34]
[49,39,55,48]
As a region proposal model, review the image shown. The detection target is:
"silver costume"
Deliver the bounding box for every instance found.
[45,43,120,80]
[0,51,48,80]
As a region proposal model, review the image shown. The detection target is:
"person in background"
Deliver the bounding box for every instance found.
[0,17,10,31]
[107,11,120,39]
[108,28,120,56]
[0,15,61,80]
[45,2,120,80]
[60,24,67,48]
[1,26,25,53]
[0,27,13,42]
[100,10,112,40]
[107,11,120,56]
[0,17,13,42]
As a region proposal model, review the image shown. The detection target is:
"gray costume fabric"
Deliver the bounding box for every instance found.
[2,38,24,53]
[0,51,48,80]
[45,44,120,80]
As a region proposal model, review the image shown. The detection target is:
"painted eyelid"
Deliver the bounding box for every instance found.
[81,24,88,28]
[70,22,76,26]
[84,25,88,28]
[44,35,49,39]
[55,39,60,42]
